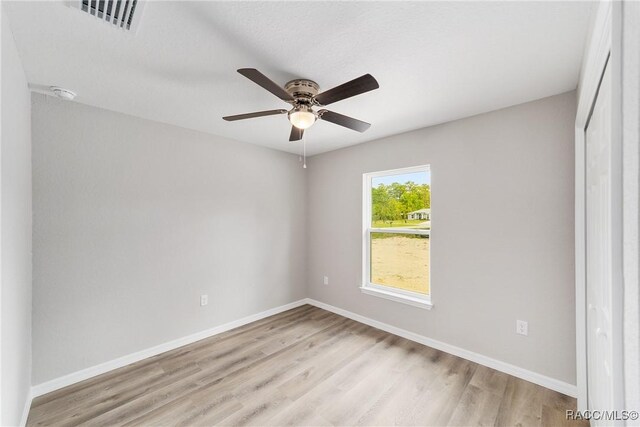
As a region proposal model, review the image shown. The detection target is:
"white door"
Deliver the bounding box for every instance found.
[585,62,616,421]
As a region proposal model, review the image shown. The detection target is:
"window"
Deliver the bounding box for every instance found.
[361,165,432,309]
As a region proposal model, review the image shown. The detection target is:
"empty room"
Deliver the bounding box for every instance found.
[1,1,639,426]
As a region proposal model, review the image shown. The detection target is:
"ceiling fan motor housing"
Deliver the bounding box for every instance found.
[285,79,320,105]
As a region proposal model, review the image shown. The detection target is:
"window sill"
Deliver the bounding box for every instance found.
[360,285,433,310]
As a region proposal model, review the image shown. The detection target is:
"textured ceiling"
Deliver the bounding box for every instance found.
[4,1,592,156]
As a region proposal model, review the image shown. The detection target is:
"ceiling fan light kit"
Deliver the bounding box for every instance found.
[288,106,316,130]
[223,68,379,142]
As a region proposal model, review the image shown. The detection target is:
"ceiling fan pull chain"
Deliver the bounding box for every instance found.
[299,137,303,163]
[303,136,307,169]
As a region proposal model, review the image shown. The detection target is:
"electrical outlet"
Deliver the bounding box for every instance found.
[323,276,329,285]
[200,294,208,306]
[516,320,528,336]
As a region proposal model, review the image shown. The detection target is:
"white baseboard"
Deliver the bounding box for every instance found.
[20,390,33,427]
[31,299,308,398]
[29,297,576,402]
[304,298,578,397]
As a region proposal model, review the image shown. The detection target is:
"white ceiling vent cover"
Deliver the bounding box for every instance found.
[70,0,146,33]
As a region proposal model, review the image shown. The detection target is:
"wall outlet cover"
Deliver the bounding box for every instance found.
[516,320,528,336]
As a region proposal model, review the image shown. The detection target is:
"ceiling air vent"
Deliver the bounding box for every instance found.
[70,0,146,33]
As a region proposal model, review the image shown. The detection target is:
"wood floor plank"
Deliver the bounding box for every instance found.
[494,376,546,427]
[30,362,203,427]
[356,351,477,426]
[26,363,167,423]
[118,315,357,426]
[259,333,404,427]
[27,305,581,427]
[325,338,436,426]
[30,305,318,412]
[446,384,503,426]
[85,316,352,425]
[468,365,509,396]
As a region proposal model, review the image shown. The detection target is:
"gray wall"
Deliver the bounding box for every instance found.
[31,94,306,384]
[306,91,577,384]
[30,88,578,388]
[1,9,33,426]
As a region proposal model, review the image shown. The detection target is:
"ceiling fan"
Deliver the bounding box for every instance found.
[223,69,379,141]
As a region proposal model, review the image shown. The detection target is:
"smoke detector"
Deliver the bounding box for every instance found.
[50,87,77,101]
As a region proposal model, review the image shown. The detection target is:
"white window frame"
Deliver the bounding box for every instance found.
[361,165,432,309]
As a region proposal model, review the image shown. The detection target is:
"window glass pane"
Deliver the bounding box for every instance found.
[371,171,431,228]
[370,232,430,295]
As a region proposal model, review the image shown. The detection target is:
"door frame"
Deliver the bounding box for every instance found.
[575,0,624,413]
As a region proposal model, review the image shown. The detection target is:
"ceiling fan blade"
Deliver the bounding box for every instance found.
[318,110,371,132]
[223,109,287,121]
[289,126,304,142]
[314,74,379,106]
[237,68,294,102]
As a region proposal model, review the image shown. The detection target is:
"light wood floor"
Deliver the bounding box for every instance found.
[27,305,587,426]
